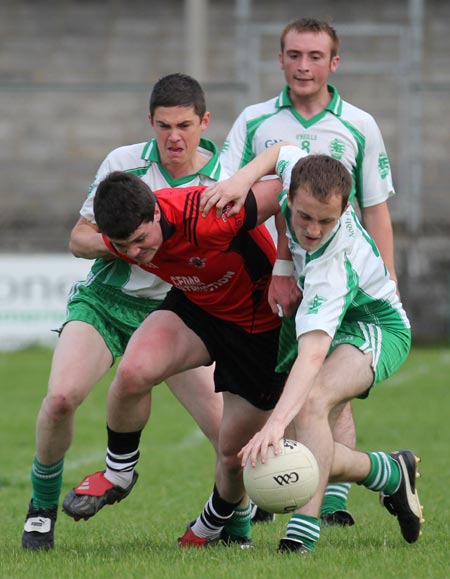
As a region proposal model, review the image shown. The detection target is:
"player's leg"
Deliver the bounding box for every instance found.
[280,326,417,552]
[62,310,211,521]
[180,324,283,549]
[272,316,356,527]
[279,344,373,553]
[37,321,114,463]
[279,404,356,528]
[180,392,271,547]
[321,401,356,526]
[330,442,423,544]
[327,328,421,544]
[166,365,222,454]
[22,321,113,551]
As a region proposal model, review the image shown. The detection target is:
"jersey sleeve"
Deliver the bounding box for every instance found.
[79,154,115,223]
[357,115,395,208]
[275,145,307,191]
[220,109,255,174]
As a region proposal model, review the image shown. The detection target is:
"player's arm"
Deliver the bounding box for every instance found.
[200,142,290,217]
[239,330,331,467]
[358,117,398,287]
[362,201,398,286]
[269,215,302,318]
[253,179,283,225]
[69,216,114,259]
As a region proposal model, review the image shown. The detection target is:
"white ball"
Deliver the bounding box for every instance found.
[243,439,319,514]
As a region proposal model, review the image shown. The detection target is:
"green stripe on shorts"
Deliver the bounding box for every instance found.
[329,321,411,396]
[276,316,411,397]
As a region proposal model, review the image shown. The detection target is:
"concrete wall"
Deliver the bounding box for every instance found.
[0,0,449,341]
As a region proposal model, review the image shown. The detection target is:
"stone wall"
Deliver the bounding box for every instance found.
[0,0,449,341]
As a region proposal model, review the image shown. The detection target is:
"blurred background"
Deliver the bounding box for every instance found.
[0,0,449,343]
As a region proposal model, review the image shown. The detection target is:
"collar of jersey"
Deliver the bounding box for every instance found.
[140,137,222,187]
[305,220,341,263]
[276,84,343,126]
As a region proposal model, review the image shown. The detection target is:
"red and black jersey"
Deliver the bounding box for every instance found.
[104,185,280,333]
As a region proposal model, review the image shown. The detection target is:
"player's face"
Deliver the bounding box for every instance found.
[149,106,210,171]
[288,187,343,252]
[109,206,163,266]
[279,31,339,105]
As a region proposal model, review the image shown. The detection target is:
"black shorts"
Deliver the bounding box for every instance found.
[158,288,285,410]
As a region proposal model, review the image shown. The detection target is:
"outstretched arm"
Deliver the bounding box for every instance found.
[201,142,289,217]
[238,330,331,467]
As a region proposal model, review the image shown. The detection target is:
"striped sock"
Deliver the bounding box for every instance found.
[285,514,320,551]
[31,457,64,509]
[192,486,242,541]
[104,426,142,488]
[360,451,400,495]
[222,502,252,540]
[321,483,351,516]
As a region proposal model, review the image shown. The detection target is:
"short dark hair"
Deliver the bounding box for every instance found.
[149,73,206,118]
[289,155,351,212]
[94,171,157,240]
[280,18,340,58]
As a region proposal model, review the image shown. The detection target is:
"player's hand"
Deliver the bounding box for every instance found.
[268,275,302,319]
[200,178,250,218]
[238,420,285,468]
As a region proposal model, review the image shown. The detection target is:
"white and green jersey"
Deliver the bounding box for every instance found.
[79,138,225,298]
[275,146,409,340]
[221,85,394,210]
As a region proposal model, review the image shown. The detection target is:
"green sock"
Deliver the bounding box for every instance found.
[221,504,252,539]
[321,483,351,516]
[360,452,400,495]
[31,457,64,509]
[285,514,320,551]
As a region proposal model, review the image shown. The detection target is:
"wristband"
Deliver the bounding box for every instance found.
[272,259,294,276]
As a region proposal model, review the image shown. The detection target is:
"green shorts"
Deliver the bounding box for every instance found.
[64,278,163,361]
[276,317,411,398]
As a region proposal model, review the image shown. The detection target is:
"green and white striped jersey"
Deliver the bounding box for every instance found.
[220,85,394,210]
[79,138,226,298]
[275,146,409,340]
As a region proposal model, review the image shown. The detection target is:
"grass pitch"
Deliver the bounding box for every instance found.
[0,345,449,578]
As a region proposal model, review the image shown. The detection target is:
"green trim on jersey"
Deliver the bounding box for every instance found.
[341,255,359,327]
[278,190,300,245]
[240,113,280,168]
[89,257,132,286]
[278,84,341,127]
[353,214,381,258]
[279,84,364,203]
[305,226,340,263]
[337,118,365,204]
[142,137,221,186]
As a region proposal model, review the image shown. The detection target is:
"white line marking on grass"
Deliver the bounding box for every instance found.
[175,428,206,450]
[18,450,107,482]
[386,364,431,387]
[439,350,450,364]
[64,450,106,471]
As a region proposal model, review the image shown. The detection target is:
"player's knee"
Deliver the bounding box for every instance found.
[300,388,330,421]
[43,391,81,418]
[115,358,158,396]
[218,447,242,476]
